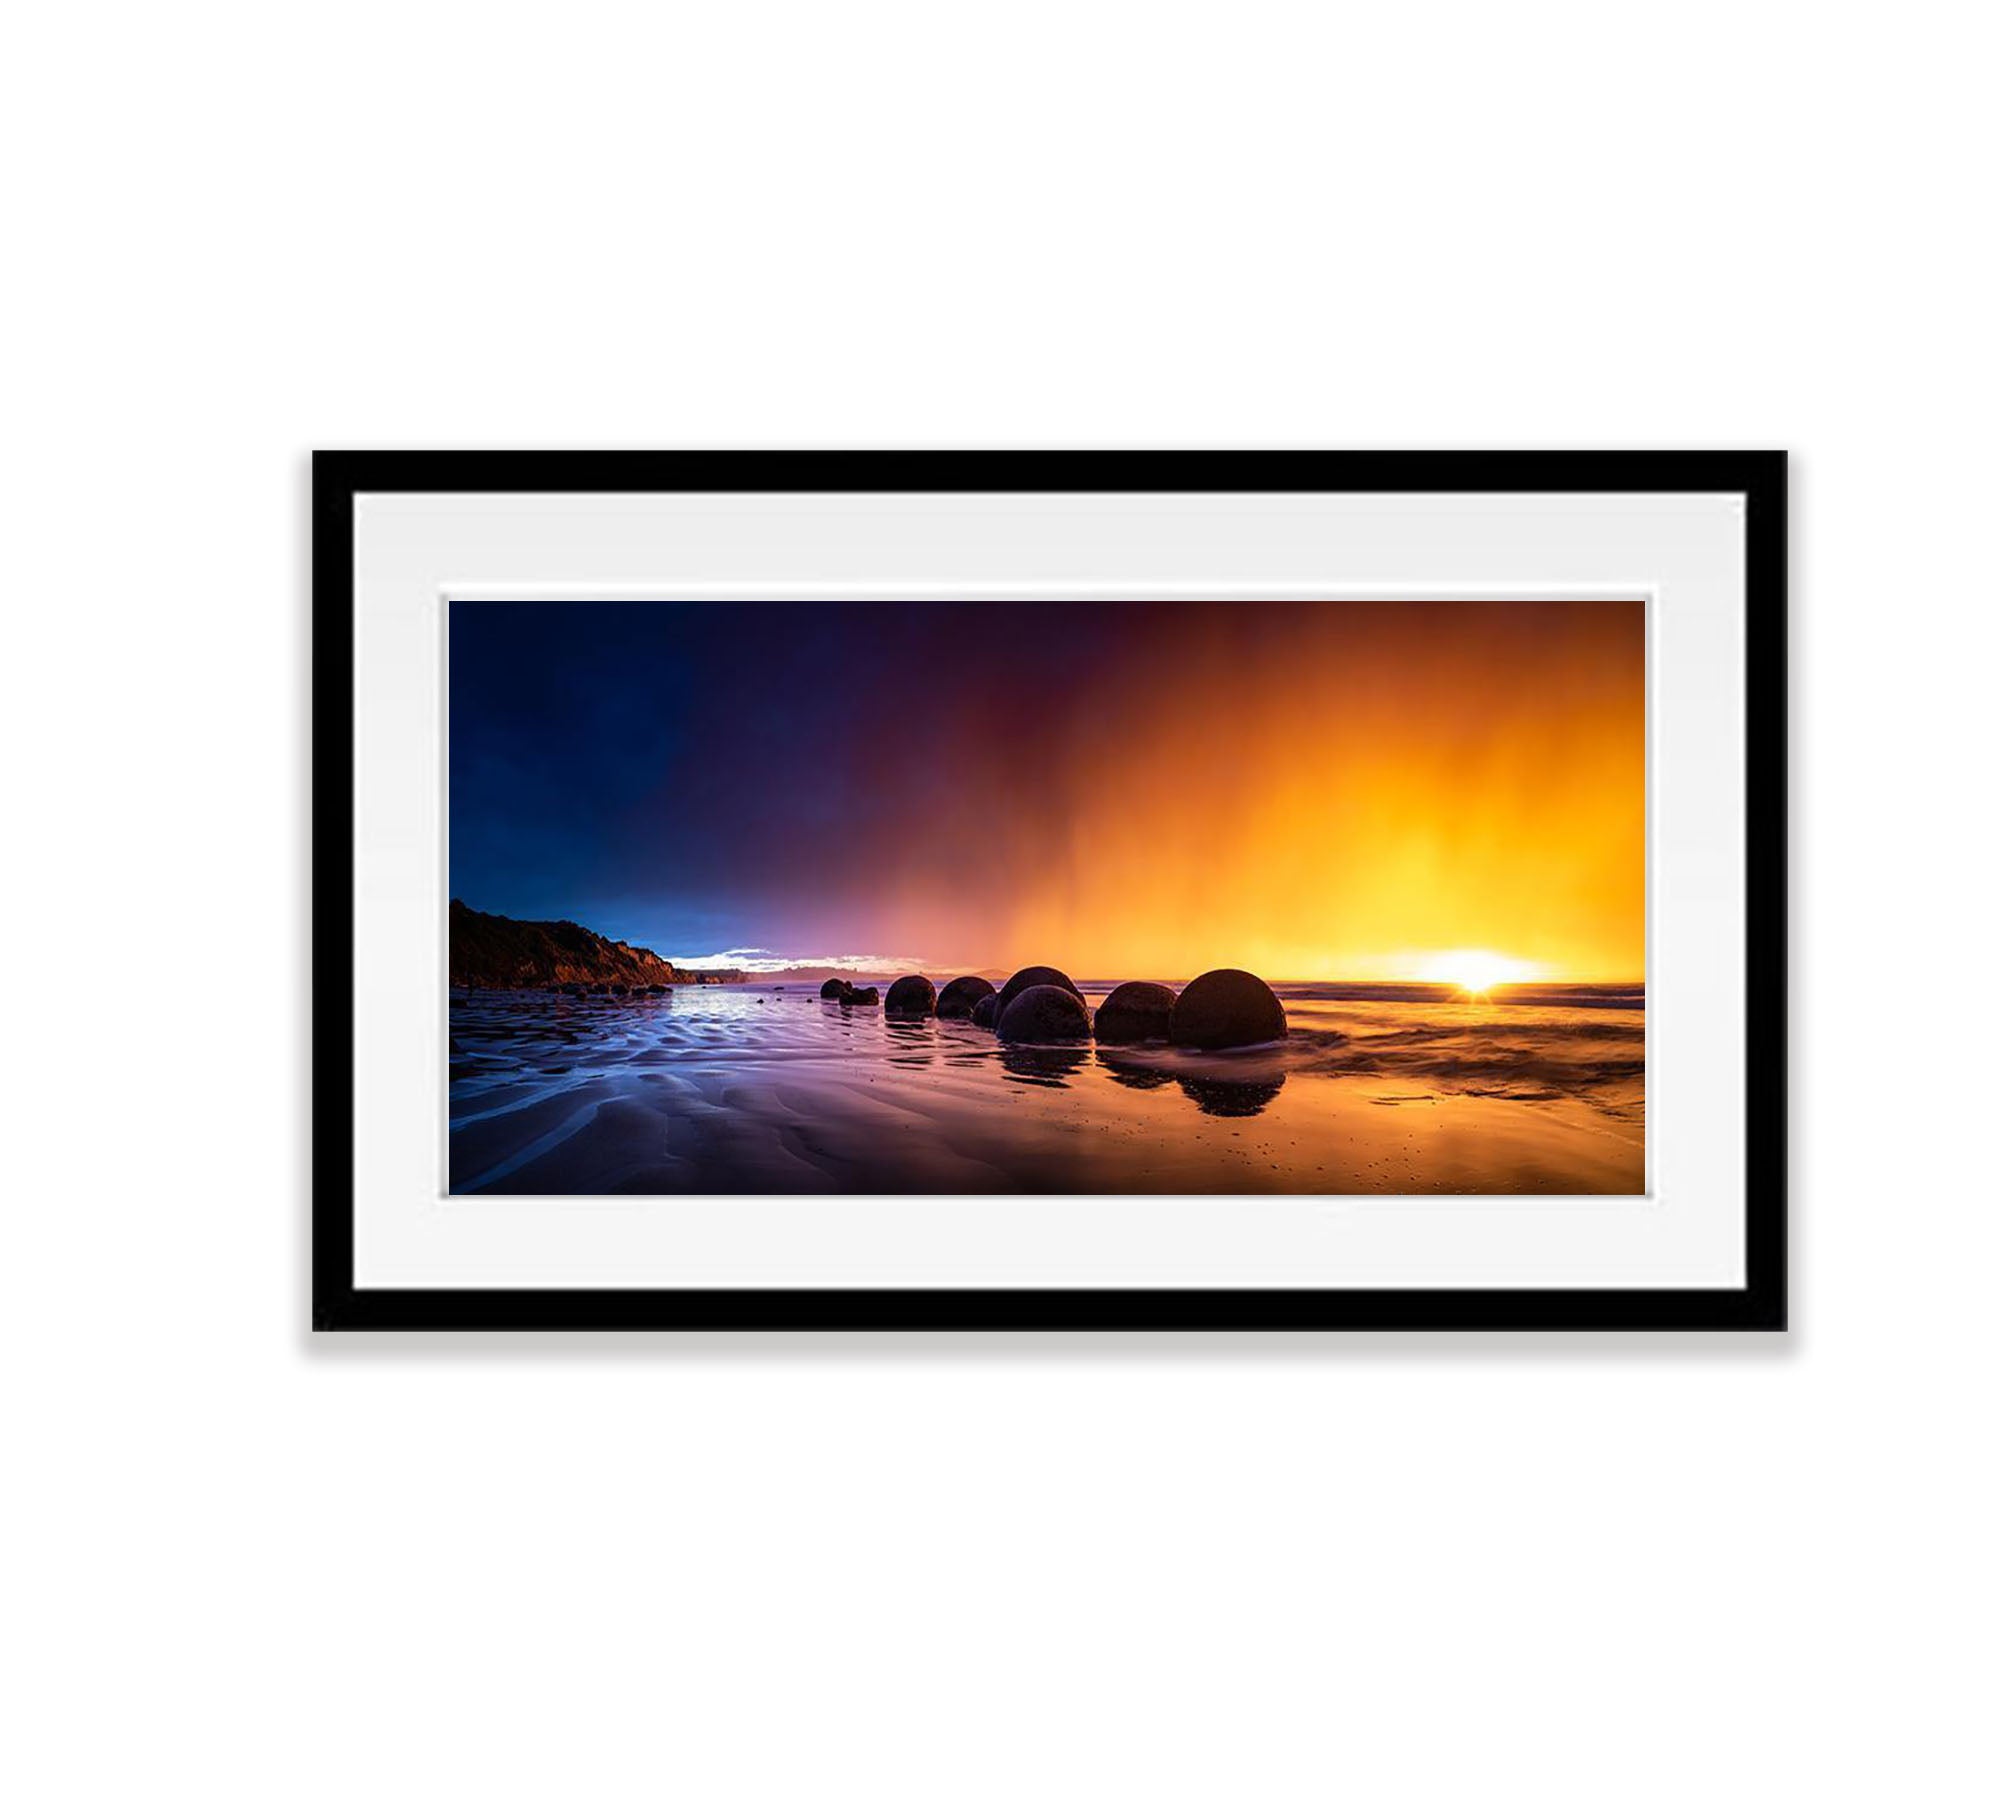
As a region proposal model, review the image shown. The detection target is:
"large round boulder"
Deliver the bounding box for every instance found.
[969,993,1001,1029]
[1092,980,1177,1044]
[997,983,1091,1044]
[820,978,853,1000]
[997,964,1082,1015]
[1169,969,1287,1049]
[885,974,936,1017]
[935,974,997,1020]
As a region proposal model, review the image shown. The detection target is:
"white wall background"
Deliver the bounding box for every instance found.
[5,5,1992,1796]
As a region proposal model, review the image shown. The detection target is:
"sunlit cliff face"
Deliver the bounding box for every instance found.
[451,599,1646,982]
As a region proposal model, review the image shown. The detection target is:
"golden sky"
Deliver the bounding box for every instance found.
[856,601,1646,982]
[456,598,1646,983]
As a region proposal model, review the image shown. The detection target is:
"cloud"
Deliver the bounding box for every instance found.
[668,948,929,975]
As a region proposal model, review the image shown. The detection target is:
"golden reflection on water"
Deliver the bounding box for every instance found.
[447,982,1645,1195]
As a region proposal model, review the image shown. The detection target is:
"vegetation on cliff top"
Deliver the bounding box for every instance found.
[448,899,744,989]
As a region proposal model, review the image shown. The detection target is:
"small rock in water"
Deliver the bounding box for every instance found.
[997,965,1083,1014]
[969,993,1001,1029]
[997,983,1091,1043]
[1169,969,1287,1050]
[843,985,880,1007]
[935,974,997,1019]
[1093,980,1177,1044]
[820,978,854,1001]
[885,974,937,1017]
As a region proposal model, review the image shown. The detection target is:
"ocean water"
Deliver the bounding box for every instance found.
[448,980,1645,1195]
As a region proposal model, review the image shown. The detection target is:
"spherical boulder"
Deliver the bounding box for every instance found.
[885,974,937,1017]
[997,964,1082,1015]
[1169,969,1287,1050]
[997,983,1091,1044]
[820,978,853,1001]
[935,974,997,1020]
[969,993,1001,1029]
[842,985,880,1007]
[1092,980,1177,1045]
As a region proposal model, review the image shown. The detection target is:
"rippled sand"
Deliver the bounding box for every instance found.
[447,981,1644,1195]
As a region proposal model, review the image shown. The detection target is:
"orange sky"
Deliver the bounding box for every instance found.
[854,601,1646,982]
[455,598,1646,982]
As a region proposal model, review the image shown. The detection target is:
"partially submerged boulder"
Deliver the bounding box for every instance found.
[935,974,997,1020]
[885,974,937,1017]
[997,983,1091,1043]
[842,985,880,1007]
[1092,980,1177,1044]
[997,965,1082,1014]
[820,978,853,1001]
[969,993,1001,1029]
[1169,969,1287,1050]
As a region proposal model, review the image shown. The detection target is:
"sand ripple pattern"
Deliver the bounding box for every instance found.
[447,982,1645,1196]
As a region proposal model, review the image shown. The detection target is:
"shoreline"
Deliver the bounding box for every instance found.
[448,983,1645,1197]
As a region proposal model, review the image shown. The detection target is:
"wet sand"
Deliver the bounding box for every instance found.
[448,981,1644,1195]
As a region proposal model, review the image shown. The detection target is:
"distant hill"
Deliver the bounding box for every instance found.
[448,900,745,989]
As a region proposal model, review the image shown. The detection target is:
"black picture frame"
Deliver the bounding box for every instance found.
[313,450,1786,1332]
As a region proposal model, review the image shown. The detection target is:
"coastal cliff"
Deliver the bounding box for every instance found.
[448,899,744,989]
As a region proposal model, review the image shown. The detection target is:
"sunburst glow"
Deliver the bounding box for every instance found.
[1417,950,1540,995]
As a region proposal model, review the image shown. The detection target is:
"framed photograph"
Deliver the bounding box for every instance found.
[314,451,1785,1330]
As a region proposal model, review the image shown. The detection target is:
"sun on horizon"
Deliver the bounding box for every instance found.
[1413,949,1544,995]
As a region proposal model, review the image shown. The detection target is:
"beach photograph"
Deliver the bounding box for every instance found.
[447,598,1646,1196]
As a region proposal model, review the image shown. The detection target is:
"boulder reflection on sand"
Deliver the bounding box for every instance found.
[999,1043,1091,1088]
[884,1017,936,1067]
[1178,1071,1288,1116]
[1098,1050,1176,1092]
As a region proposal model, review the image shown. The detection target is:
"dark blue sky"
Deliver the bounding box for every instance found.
[449,599,1145,963]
